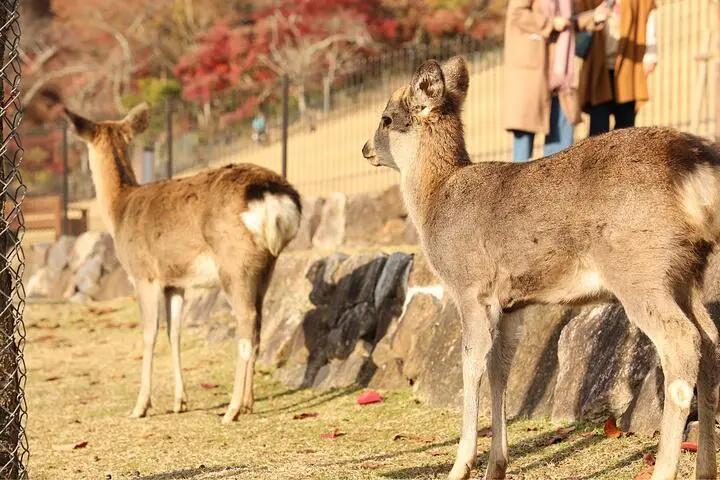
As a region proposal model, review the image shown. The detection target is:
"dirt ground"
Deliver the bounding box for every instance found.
[26,298,700,480]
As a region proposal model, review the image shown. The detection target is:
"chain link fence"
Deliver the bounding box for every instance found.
[0,0,28,477]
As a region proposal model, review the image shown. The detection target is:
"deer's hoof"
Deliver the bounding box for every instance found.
[448,462,472,480]
[173,398,188,414]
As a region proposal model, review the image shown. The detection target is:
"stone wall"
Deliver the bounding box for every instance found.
[25,232,133,302]
[25,185,720,436]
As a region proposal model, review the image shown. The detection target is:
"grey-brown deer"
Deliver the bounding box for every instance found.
[65,104,301,423]
[362,56,720,480]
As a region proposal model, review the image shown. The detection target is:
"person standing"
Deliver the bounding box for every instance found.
[576,0,657,135]
[503,0,607,162]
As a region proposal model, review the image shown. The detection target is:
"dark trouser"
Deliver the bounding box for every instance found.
[588,69,636,136]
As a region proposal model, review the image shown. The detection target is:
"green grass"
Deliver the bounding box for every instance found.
[26,299,700,479]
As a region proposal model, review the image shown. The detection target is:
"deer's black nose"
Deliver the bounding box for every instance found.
[362,141,375,159]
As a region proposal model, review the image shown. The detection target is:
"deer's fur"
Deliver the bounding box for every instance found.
[363,57,720,480]
[66,104,301,422]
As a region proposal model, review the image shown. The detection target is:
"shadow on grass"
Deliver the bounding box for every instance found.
[139,465,248,479]
[378,423,634,479]
[380,462,453,479]
[255,386,361,415]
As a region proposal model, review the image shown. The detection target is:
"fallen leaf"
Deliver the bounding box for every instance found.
[87,306,118,315]
[320,428,344,439]
[478,427,493,437]
[356,390,383,405]
[45,376,61,382]
[545,426,576,446]
[604,417,623,438]
[392,433,434,443]
[53,440,88,451]
[292,412,318,420]
[681,442,698,452]
[200,383,219,389]
[643,453,656,466]
[634,465,654,480]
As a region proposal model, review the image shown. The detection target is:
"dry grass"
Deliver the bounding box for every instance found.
[26,299,699,480]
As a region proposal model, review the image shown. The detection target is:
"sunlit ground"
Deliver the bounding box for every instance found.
[26,299,699,479]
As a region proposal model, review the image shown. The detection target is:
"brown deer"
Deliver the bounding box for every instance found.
[362,56,720,480]
[65,104,301,423]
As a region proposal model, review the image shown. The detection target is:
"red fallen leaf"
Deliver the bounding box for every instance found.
[356,390,383,405]
[545,426,576,446]
[74,441,88,449]
[45,376,61,382]
[320,428,344,439]
[292,412,318,420]
[53,440,88,451]
[643,453,656,466]
[681,442,698,452]
[200,383,219,389]
[634,465,654,480]
[604,417,623,438]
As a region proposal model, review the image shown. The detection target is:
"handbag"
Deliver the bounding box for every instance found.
[575,30,592,59]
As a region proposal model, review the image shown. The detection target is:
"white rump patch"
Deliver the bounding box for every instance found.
[241,193,301,256]
[679,164,719,239]
[668,379,693,409]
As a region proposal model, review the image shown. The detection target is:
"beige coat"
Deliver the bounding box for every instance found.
[576,0,655,112]
[503,0,597,134]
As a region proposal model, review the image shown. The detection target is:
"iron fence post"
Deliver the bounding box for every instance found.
[281,74,289,179]
[62,121,69,235]
[166,99,174,179]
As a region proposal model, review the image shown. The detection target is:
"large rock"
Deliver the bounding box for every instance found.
[72,256,104,297]
[287,197,324,251]
[95,266,134,301]
[46,235,76,273]
[345,186,412,246]
[312,193,346,249]
[551,304,661,426]
[69,231,114,271]
[26,242,51,278]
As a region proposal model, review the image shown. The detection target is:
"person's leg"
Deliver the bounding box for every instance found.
[512,130,534,162]
[589,102,611,136]
[544,96,574,156]
[613,101,636,130]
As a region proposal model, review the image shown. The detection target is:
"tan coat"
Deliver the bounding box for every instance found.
[503,0,597,134]
[576,0,655,111]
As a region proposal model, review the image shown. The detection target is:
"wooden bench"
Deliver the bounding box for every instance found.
[7,195,87,239]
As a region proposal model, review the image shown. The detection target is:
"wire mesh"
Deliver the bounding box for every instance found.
[0,0,28,478]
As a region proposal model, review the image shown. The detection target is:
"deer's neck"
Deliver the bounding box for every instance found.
[401,117,470,228]
[87,142,138,234]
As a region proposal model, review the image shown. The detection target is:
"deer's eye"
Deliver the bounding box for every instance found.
[382,115,392,128]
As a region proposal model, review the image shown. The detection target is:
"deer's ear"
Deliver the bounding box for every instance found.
[442,56,469,104]
[123,102,150,136]
[64,108,98,142]
[410,59,445,118]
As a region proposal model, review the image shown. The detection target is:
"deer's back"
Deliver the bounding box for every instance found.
[424,127,720,304]
[113,163,299,285]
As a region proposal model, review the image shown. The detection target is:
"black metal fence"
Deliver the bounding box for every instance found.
[0,0,28,477]
[22,0,719,207]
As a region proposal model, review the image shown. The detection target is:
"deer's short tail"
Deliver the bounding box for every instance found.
[678,162,720,243]
[241,192,301,256]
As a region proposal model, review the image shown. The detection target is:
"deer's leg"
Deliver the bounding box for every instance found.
[221,277,260,424]
[131,280,163,418]
[619,292,701,480]
[484,312,524,480]
[449,295,498,480]
[689,288,719,480]
[166,289,187,414]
